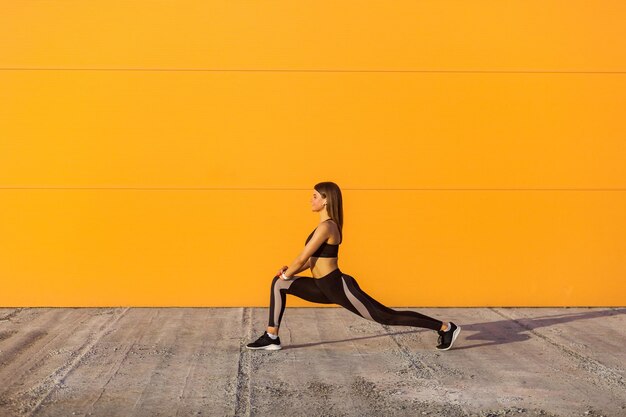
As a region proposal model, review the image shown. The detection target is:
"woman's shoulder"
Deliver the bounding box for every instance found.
[319,219,341,244]
[318,219,338,230]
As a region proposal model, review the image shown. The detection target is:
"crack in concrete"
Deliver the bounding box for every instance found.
[1,309,92,403]
[127,309,165,416]
[0,308,24,322]
[339,312,368,361]
[86,308,158,413]
[234,307,252,417]
[281,316,292,346]
[490,307,625,389]
[380,323,471,417]
[380,324,435,379]
[174,308,212,417]
[24,307,131,417]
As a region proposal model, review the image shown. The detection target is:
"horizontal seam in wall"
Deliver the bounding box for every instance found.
[1,188,626,192]
[1,68,625,74]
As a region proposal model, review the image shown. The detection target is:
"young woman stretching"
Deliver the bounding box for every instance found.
[246,181,461,351]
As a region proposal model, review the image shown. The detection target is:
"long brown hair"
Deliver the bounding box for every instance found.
[314,181,343,243]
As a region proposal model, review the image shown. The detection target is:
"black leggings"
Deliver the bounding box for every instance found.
[268,268,443,331]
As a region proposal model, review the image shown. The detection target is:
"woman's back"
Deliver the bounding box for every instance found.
[307,219,341,278]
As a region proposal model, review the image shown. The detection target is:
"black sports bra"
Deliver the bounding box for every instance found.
[305,219,342,258]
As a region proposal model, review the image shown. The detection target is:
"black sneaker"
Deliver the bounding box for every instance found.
[246,331,282,350]
[436,322,461,351]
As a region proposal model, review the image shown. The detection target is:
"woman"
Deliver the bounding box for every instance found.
[246,181,461,351]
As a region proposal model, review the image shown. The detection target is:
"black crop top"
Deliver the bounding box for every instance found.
[305,219,341,258]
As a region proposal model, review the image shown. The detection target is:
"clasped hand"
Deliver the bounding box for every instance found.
[276,265,292,280]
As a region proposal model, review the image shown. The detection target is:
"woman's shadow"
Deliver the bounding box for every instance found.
[450,307,626,351]
[281,307,626,351]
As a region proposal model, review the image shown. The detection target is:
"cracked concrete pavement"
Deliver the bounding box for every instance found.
[0,307,624,416]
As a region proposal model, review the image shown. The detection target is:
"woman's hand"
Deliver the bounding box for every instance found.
[276,265,288,277]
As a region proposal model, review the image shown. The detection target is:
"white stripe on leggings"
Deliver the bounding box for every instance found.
[273,278,296,326]
[341,276,374,321]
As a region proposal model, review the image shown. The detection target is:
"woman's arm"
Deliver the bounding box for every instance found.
[283,224,331,278]
[283,258,310,278]
[283,222,330,277]
[293,258,311,275]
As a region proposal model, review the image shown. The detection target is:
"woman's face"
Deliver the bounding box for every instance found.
[310,190,327,212]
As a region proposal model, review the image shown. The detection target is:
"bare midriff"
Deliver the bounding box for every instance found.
[310,256,339,278]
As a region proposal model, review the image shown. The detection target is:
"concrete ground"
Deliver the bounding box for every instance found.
[0,307,624,417]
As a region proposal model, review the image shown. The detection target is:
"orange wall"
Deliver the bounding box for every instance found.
[1,1,625,306]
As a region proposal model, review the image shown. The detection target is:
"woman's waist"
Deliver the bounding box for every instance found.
[311,260,338,276]
[312,267,342,280]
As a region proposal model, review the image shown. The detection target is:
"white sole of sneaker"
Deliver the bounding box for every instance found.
[439,326,461,351]
[246,344,282,350]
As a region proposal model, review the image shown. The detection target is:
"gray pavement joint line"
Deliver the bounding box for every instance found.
[129,309,188,415]
[0,308,24,322]
[234,307,252,417]
[338,312,368,361]
[24,307,131,417]
[174,308,212,417]
[85,308,159,414]
[380,324,436,378]
[281,315,292,346]
[280,318,298,371]
[489,308,626,389]
[380,323,471,417]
